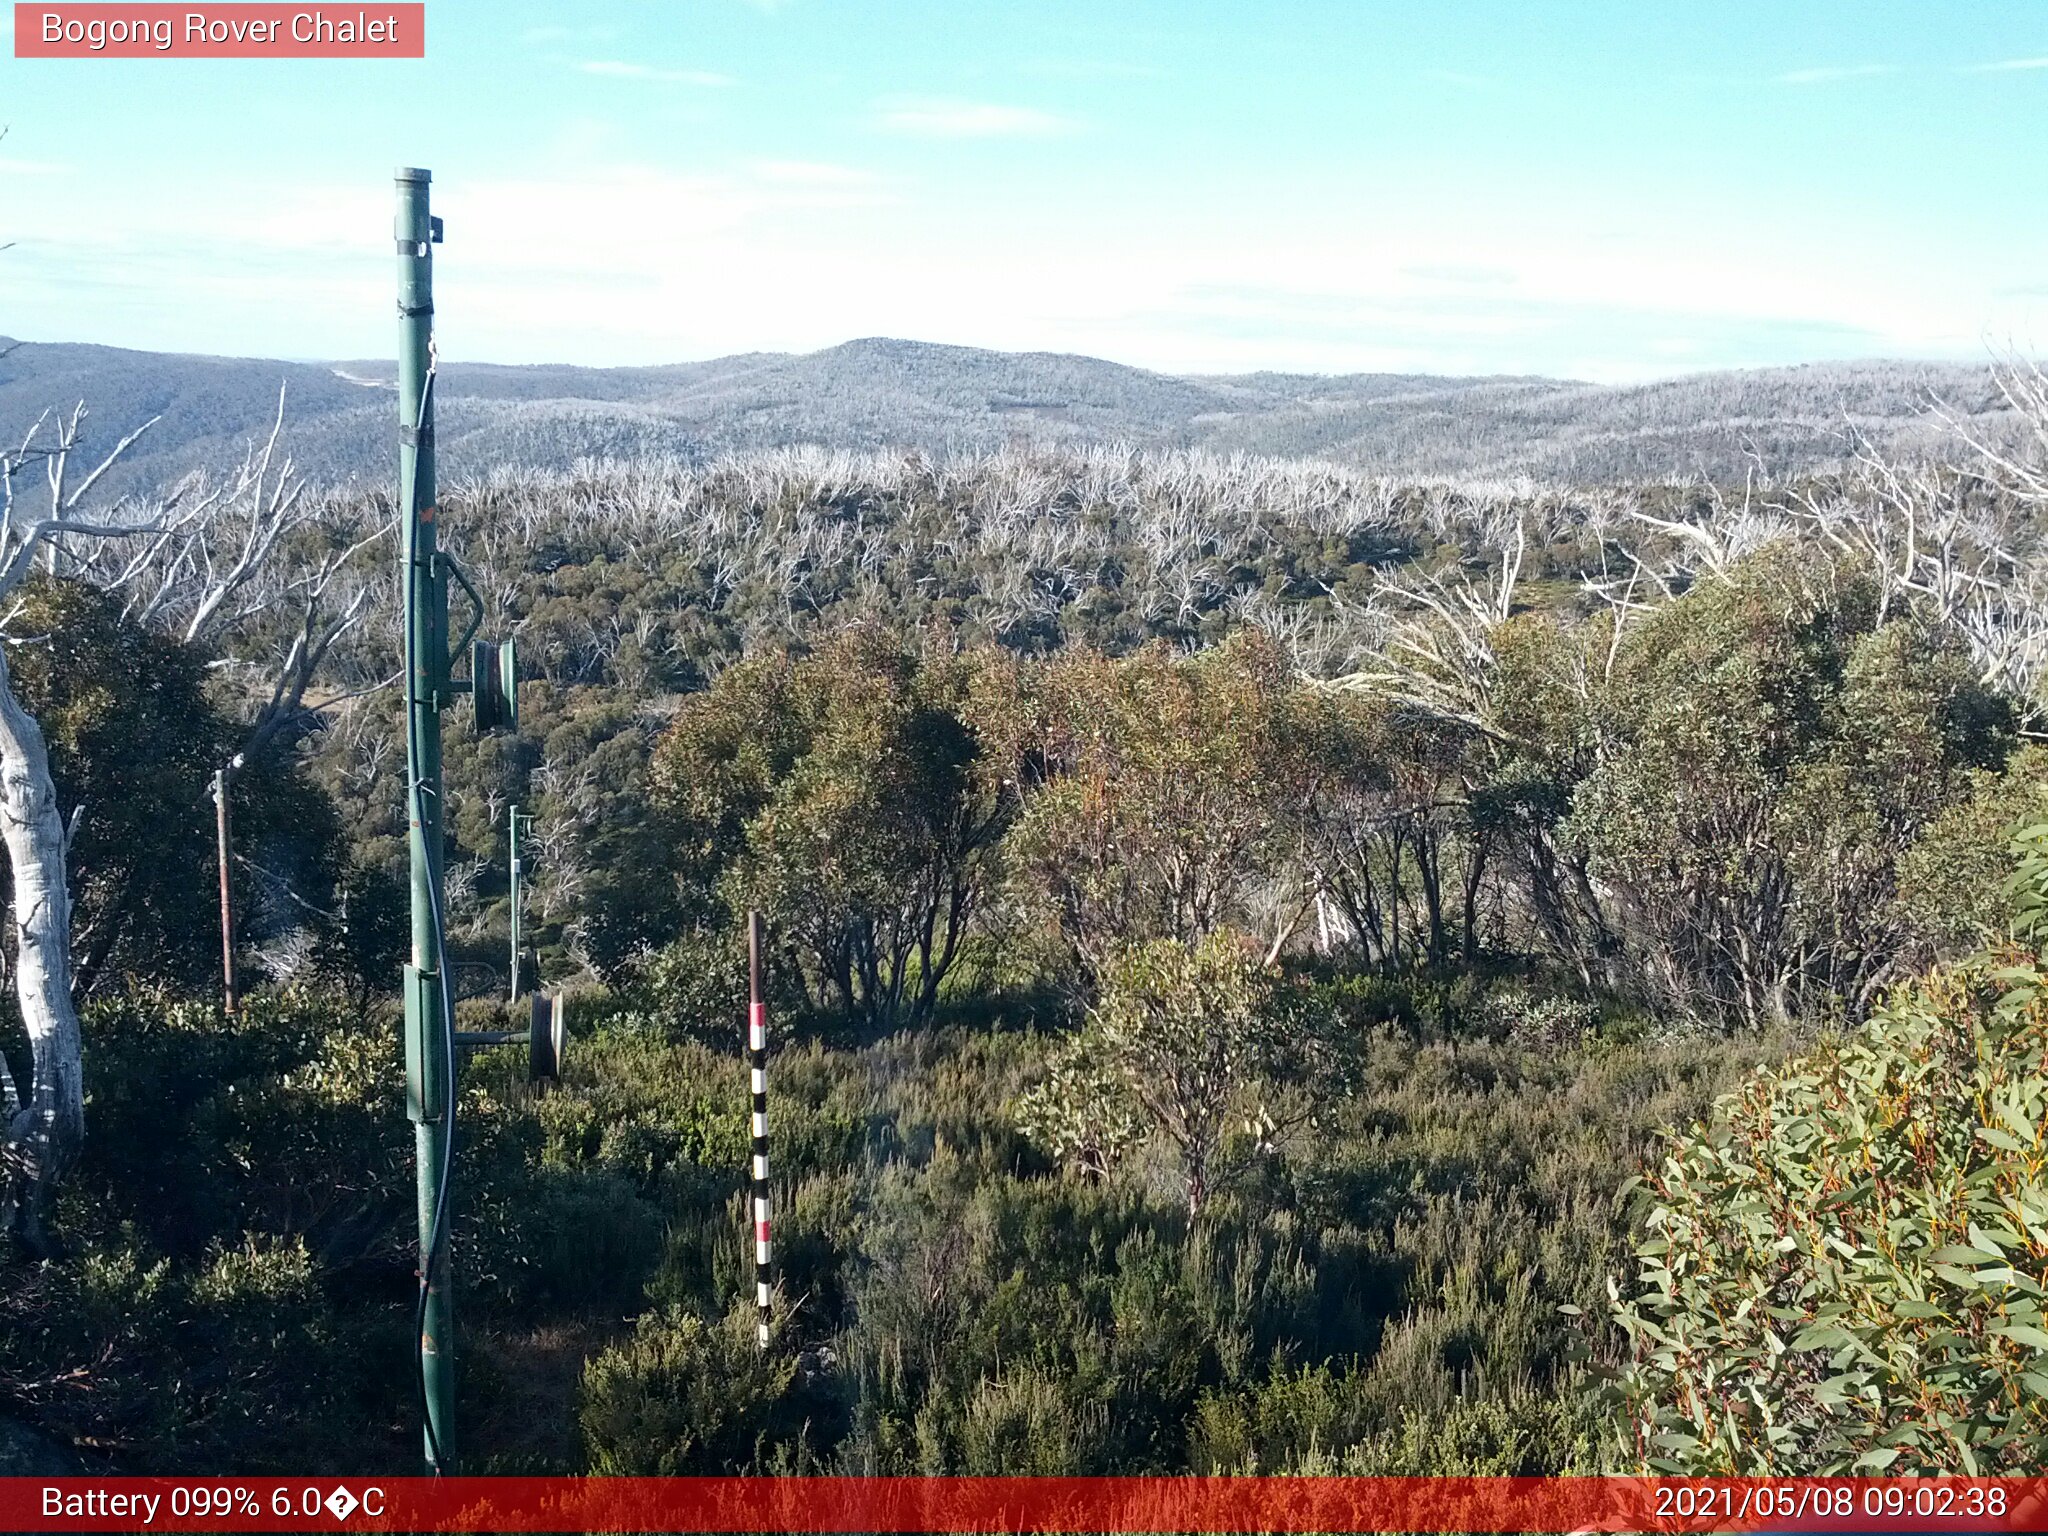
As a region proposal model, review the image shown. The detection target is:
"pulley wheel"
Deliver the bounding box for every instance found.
[528,991,565,1083]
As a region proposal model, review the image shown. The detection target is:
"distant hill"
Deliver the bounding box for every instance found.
[0,335,2015,496]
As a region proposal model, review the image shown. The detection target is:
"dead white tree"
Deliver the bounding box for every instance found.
[0,390,384,1245]
[1328,514,1526,735]
[98,387,392,760]
[0,404,183,1247]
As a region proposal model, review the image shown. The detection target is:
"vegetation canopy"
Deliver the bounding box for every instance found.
[5,375,2048,1477]
[1612,821,2048,1473]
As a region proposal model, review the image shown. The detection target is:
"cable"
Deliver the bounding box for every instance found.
[402,355,457,1476]
[413,771,457,1475]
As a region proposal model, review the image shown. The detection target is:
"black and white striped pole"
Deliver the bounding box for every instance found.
[747,910,771,1349]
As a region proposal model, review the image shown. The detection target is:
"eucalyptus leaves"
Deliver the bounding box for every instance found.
[1611,823,2048,1472]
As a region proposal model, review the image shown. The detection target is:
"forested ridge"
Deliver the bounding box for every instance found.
[5,389,2048,1475]
[0,335,2020,497]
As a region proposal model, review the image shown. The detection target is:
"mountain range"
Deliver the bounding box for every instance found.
[0,335,2016,496]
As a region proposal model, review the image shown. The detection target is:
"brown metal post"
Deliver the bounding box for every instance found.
[214,765,237,1016]
[748,911,761,1019]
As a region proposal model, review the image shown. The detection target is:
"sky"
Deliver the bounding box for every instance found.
[2,0,2047,382]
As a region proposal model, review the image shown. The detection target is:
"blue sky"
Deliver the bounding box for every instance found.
[3,0,2046,380]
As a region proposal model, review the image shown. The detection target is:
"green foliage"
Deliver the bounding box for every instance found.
[1568,547,2012,1025]
[3,960,1773,1475]
[949,1368,1108,1475]
[57,987,409,1264]
[2,986,730,1472]
[1339,1392,1601,1474]
[652,630,1017,1031]
[527,686,682,978]
[1019,934,1316,1215]
[1477,987,1604,1049]
[1,579,345,1000]
[22,457,2048,1481]
[1898,747,2048,960]
[307,510,2027,1041]
[1012,1041,1144,1183]
[1008,632,1325,970]
[470,1167,665,1319]
[818,1018,1765,1476]
[0,990,408,1469]
[6,1227,392,1471]
[1612,837,2048,1471]
[581,1308,803,1474]
[617,927,762,1047]
[1185,1362,1598,1474]
[1188,1361,1376,1473]
[526,1029,752,1188]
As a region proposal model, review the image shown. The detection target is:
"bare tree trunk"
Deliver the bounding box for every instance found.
[0,647,81,1252]
[0,391,308,1247]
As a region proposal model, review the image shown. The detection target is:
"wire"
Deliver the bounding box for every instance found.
[414,764,457,1475]
[402,351,457,1476]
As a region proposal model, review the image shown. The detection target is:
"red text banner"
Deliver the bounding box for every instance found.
[4,1476,2048,1533]
[14,4,424,58]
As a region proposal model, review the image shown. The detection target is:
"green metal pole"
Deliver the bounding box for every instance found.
[396,165,455,1474]
[508,806,523,1004]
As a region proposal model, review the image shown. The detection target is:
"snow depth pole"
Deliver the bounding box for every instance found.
[396,165,455,1475]
[748,910,771,1348]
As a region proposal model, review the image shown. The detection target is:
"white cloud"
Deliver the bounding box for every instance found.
[872,98,1075,138]
[3,147,2014,384]
[1402,263,1518,288]
[578,61,737,87]
[1774,64,1896,84]
[1967,56,2048,72]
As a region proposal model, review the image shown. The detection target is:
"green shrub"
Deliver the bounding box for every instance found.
[1612,840,2048,1471]
[176,1237,340,1447]
[1308,972,1423,1042]
[949,1367,1106,1474]
[1478,988,1602,1050]
[1188,1362,1371,1473]
[7,935,1775,1475]
[580,1308,801,1473]
[65,987,407,1261]
[531,1033,748,1179]
[628,926,809,1047]
[1897,746,2048,961]
[1338,1391,1600,1474]
[469,1167,664,1319]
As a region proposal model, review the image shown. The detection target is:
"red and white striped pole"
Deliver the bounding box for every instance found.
[747,910,771,1350]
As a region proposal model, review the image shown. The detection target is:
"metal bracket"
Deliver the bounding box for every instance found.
[440,553,486,666]
[397,299,435,318]
[403,964,445,1124]
[399,422,435,447]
